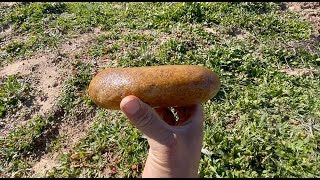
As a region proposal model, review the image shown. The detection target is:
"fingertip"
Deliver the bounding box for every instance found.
[120,95,141,115]
[120,96,173,143]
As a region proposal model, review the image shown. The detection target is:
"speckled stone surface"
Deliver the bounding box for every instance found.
[89,65,220,110]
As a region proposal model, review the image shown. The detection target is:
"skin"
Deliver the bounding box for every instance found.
[120,95,204,178]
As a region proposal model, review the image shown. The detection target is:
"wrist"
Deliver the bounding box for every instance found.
[142,150,198,178]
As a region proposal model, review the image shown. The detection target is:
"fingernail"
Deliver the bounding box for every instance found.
[122,98,140,115]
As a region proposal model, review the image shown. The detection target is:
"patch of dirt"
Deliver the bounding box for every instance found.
[280,67,319,77]
[60,119,94,153]
[285,37,320,54]
[113,4,123,9]
[0,28,101,133]
[204,27,215,34]
[226,113,239,130]
[27,29,102,177]
[120,28,171,45]
[3,29,100,173]
[158,34,171,45]
[0,54,62,113]
[0,2,17,7]
[0,53,65,138]
[204,25,250,40]
[31,118,94,177]
[285,2,320,36]
[228,27,250,40]
[0,25,13,38]
[31,152,60,177]
[0,28,101,137]
[61,27,102,58]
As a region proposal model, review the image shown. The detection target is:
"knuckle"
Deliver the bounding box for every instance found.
[163,133,176,148]
[136,109,153,128]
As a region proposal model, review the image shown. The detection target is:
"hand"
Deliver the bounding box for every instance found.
[120,95,204,178]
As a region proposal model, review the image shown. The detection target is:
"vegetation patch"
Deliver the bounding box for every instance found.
[0,2,319,178]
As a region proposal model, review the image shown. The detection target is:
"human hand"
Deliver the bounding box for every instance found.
[120,95,204,178]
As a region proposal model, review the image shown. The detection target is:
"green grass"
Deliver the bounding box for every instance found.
[0,75,31,118]
[0,2,311,66]
[0,75,33,178]
[58,61,95,113]
[47,110,147,178]
[0,115,50,177]
[0,2,319,178]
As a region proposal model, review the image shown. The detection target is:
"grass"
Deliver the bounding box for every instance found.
[0,75,32,177]
[0,75,31,118]
[0,2,319,178]
[0,115,50,177]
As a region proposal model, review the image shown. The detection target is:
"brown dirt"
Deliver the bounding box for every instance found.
[31,32,102,176]
[226,113,240,130]
[0,25,13,38]
[286,2,320,36]
[0,28,101,136]
[279,68,319,77]
[31,152,60,177]
[0,54,61,114]
[120,28,171,45]
[0,2,17,7]
[29,29,102,176]
[31,119,94,177]
[275,2,320,78]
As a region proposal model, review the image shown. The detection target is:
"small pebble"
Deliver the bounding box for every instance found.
[52,82,59,87]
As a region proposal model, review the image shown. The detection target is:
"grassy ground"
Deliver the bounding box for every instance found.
[0,2,319,178]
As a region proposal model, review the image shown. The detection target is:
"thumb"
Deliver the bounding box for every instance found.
[120,95,174,145]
